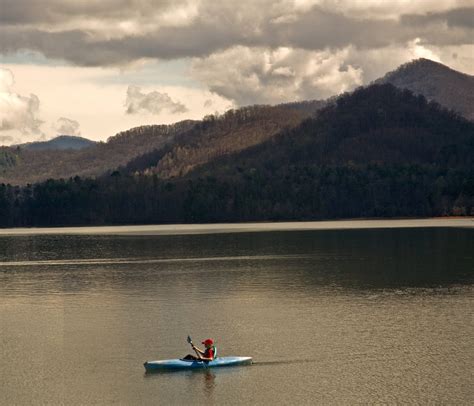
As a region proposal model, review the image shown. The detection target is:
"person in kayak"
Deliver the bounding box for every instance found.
[182,338,216,361]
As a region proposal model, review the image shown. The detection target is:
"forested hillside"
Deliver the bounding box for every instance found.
[0,101,320,185]
[183,84,473,221]
[0,121,195,185]
[123,104,313,178]
[1,84,472,227]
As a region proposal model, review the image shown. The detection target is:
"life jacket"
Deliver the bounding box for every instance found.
[205,345,217,360]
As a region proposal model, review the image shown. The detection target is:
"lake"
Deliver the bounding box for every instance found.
[1,220,473,405]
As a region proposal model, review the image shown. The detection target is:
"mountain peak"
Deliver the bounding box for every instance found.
[376,58,474,120]
[392,58,465,75]
[19,135,96,151]
[406,57,445,66]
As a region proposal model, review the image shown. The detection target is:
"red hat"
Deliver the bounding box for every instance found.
[202,338,214,345]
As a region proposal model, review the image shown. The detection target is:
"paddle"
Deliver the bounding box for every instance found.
[187,335,202,360]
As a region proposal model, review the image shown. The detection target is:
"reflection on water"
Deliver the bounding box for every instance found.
[144,368,217,400]
[0,226,473,405]
[198,370,216,399]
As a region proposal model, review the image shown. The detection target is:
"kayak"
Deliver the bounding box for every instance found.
[144,356,252,372]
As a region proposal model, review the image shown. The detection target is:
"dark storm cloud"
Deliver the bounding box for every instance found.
[263,8,403,50]
[0,0,175,24]
[0,1,472,66]
[401,7,474,29]
[0,23,241,66]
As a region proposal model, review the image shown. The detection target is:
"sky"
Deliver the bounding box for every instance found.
[0,0,473,146]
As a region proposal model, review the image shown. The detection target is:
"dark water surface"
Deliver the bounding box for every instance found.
[1,226,473,404]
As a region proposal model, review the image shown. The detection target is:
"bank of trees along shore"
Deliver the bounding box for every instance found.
[1,164,472,227]
[1,85,473,227]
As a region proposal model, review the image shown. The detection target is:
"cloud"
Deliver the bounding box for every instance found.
[401,7,474,29]
[315,0,472,18]
[0,134,14,144]
[343,39,443,83]
[0,63,233,145]
[0,67,43,136]
[1,0,473,129]
[125,85,188,115]
[0,0,181,25]
[53,117,81,136]
[191,34,472,105]
[0,1,472,66]
[191,46,363,104]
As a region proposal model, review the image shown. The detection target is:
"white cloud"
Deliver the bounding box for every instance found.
[125,85,189,115]
[53,117,81,136]
[191,46,363,104]
[342,39,444,83]
[0,64,233,145]
[191,37,474,106]
[0,67,43,139]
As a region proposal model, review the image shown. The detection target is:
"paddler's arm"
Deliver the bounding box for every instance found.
[191,344,205,357]
[191,345,213,361]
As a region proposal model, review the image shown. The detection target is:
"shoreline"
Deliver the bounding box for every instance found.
[0,217,472,236]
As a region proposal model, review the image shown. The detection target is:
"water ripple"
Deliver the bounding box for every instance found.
[0,254,311,267]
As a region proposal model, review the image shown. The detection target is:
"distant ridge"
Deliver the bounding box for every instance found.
[19,135,96,151]
[0,122,196,184]
[376,58,474,120]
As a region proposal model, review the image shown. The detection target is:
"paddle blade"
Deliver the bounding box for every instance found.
[187,335,193,344]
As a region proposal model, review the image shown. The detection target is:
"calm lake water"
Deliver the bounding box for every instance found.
[1,222,473,405]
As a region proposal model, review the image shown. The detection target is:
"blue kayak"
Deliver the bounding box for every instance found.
[144,356,252,372]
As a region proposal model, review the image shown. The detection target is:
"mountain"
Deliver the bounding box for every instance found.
[0,121,196,185]
[178,83,473,220]
[0,102,323,185]
[122,102,321,178]
[124,59,473,180]
[376,58,474,121]
[1,59,472,188]
[19,135,97,151]
[2,83,472,227]
[195,84,473,176]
